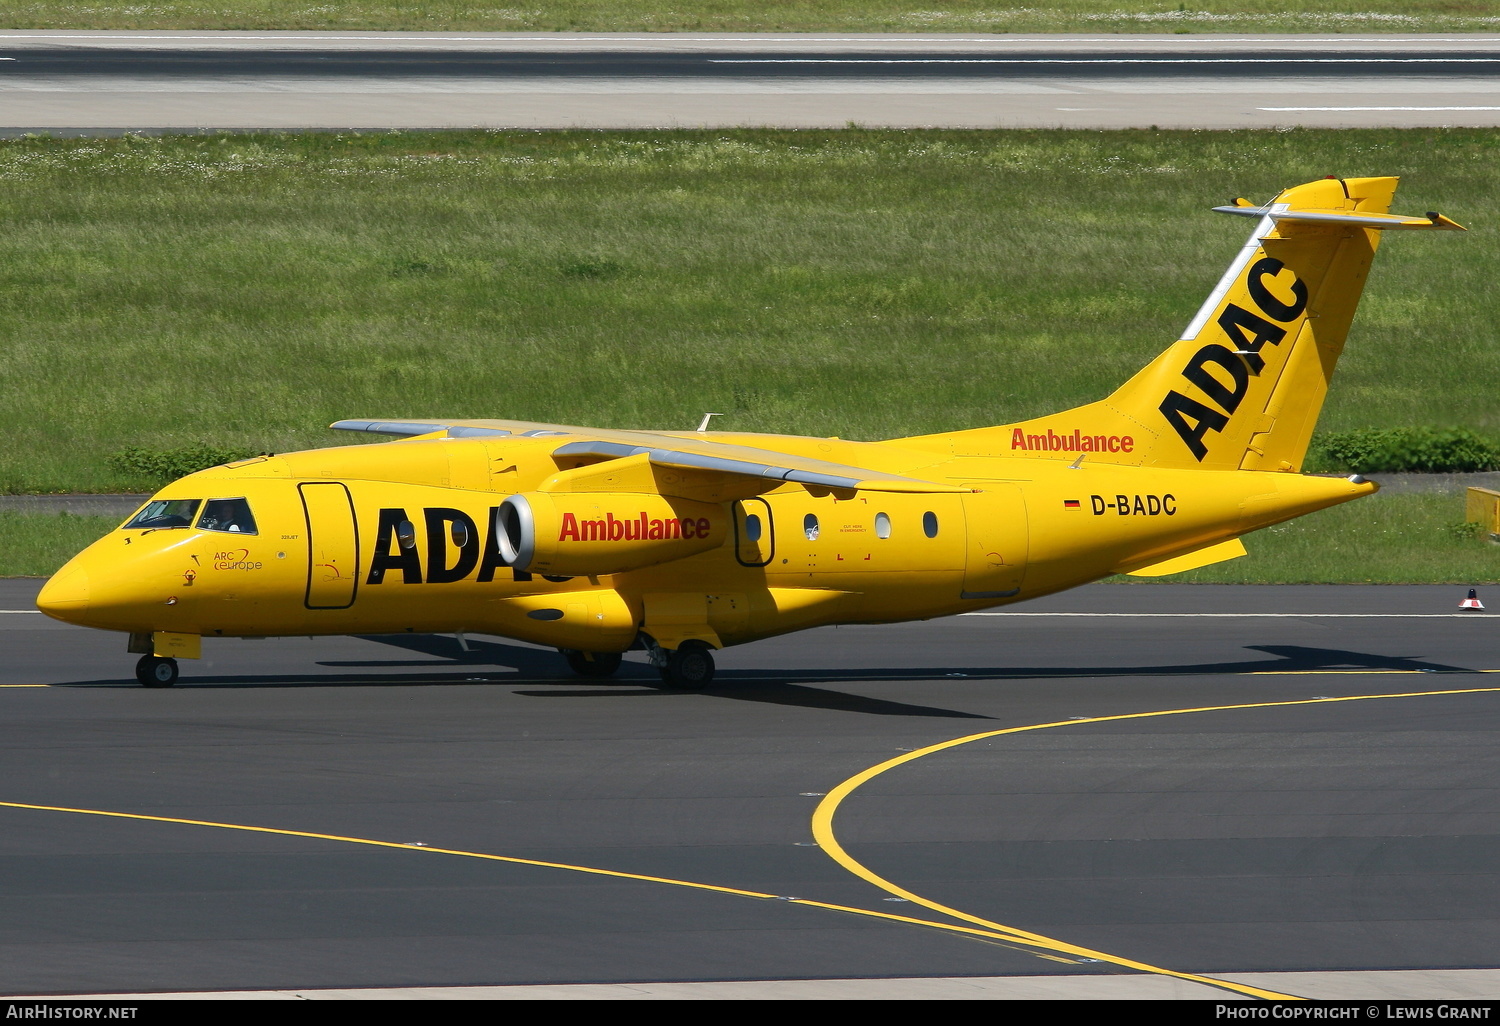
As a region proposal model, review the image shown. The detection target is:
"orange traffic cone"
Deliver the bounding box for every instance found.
[1460,588,1485,611]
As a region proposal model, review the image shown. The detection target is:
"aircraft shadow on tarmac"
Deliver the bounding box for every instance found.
[57,635,1475,719]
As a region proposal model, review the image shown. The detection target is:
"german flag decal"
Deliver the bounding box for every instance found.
[1064,499,1082,509]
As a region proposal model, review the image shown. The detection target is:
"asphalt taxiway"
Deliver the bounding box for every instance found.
[7,31,1500,131]
[3,578,1499,998]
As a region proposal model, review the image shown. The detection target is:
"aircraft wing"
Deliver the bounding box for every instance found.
[330,418,969,495]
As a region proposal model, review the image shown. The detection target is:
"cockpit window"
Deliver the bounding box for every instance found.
[124,499,201,530]
[198,497,258,535]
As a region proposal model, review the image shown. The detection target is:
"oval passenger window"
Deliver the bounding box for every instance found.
[804,514,820,541]
[875,512,891,539]
[745,514,763,542]
[923,511,939,538]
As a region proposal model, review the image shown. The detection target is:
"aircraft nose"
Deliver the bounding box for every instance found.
[37,564,89,621]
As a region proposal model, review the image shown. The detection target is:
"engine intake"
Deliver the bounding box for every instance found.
[497,492,726,576]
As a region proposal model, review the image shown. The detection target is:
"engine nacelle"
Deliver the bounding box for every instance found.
[496,492,727,576]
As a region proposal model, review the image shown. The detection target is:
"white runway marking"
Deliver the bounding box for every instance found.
[27,967,1500,999]
[8,76,1497,97]
[714,57,1500,65]
[8,32,1500,128]
[1261,104,1500,110]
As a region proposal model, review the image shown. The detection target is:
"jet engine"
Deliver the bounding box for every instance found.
[496,492,727,577]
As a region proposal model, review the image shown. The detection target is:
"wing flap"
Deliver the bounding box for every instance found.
[551,439,967,494]
[329,419,471,438]
[331,419,968,495]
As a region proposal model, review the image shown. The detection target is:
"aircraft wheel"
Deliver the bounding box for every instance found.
[561,649,622,678]
[135,655,178,688]
[659,642,715,691]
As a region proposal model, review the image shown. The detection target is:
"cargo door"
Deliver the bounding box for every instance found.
[300,482,359,609]
[961,485,1028,599]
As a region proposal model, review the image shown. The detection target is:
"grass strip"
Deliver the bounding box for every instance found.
[1133,492,1499,585]
[3,1,1498,33]
[3,128,1497,496]
[0,513,120,578]
[3,493,1493,582]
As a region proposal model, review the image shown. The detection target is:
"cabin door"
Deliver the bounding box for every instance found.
[300,482,359,609]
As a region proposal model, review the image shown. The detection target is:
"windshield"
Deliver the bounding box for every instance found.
[124,499,201,530]
[197,497,258,535]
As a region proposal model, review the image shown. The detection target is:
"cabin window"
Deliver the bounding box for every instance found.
[923,511,939,538]
[198,497,258,535]
[874,512,891,539]
[744,514,763,542]
[125,499,201,530]
[803,513,820,541]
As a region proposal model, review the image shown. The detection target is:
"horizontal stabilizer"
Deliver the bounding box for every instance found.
[1213,204,1465,231]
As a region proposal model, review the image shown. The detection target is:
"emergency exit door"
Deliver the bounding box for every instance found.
[300,482,359,609]
[733,498,774,567]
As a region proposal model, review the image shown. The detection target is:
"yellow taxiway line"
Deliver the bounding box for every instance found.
[5,685,1498,1001]
[811,685,1500,1002]
[0,800,1178,981]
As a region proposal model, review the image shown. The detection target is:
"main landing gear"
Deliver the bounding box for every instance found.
[135,655,179,688]
[558,640,717,690]
[656,640,715,691]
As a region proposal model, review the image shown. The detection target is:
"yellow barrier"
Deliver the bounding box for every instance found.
[1466,487,1500,541]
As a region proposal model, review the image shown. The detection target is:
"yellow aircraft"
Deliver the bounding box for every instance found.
[38,176,1463,688]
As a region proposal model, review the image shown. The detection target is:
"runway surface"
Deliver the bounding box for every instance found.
[7,31,1500,130]
[4,578,1500,999]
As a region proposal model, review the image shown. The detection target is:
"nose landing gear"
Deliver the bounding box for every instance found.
[135,655,179,688]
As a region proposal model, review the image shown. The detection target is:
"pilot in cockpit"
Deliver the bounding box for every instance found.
[198,498,258,535]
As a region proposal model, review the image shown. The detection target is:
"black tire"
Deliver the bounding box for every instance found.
[659,641,715,690]
[562,649,623,678]
[135,655,179,688]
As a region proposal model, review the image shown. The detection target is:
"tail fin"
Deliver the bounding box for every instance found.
[903,176,1463,471]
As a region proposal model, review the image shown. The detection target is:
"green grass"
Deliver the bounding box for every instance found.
[1135,493,1500,584]
[3,1,1498,32]
[0,513,119,578]
[4,493,1492,581]
[2,129,1496,495]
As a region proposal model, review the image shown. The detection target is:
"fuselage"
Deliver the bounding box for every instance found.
[37,431,1373,652]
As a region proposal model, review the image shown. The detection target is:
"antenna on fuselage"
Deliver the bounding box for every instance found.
[697,413,723,432]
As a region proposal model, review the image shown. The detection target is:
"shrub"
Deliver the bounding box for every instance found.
[1306,428,1500,474]
[106,445,259,484]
